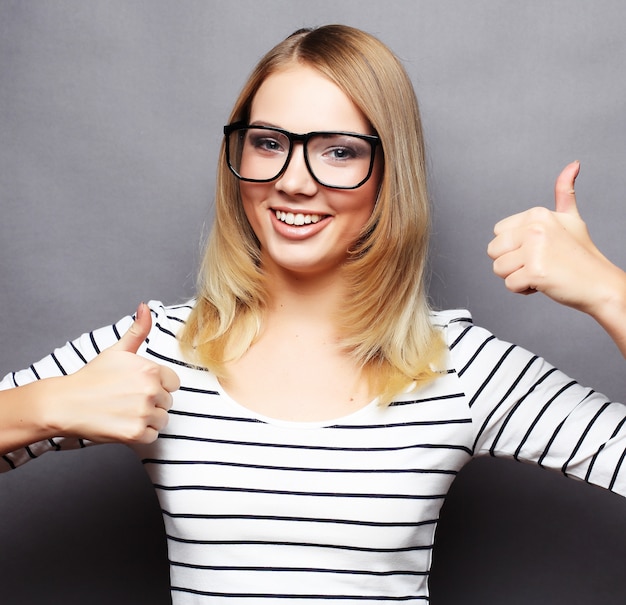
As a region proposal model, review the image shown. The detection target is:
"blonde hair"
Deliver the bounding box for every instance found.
[180,24,444,403]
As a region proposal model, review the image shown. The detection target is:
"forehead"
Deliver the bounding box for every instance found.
[249,64,373,134]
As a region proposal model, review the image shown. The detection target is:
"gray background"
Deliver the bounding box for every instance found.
[1,1,625,603]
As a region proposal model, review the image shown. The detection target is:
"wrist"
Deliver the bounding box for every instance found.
[32,376,75,438]
[0,377,71,456]
[587,264,626,357]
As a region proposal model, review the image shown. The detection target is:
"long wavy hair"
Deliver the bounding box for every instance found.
[180,24,444,403]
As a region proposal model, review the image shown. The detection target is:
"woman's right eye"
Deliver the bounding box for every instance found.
[249,134,285,154]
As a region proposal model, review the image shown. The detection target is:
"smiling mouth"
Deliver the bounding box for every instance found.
[274,210,325,226]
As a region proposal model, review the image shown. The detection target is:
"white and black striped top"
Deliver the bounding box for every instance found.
[2,301,625,603]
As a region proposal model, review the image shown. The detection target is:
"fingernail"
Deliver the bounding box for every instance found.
[136,302,146,321]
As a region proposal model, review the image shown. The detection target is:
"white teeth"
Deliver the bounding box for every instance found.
[275,210,322,225]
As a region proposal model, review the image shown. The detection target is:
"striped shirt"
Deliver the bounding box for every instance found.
[1,300,625,603]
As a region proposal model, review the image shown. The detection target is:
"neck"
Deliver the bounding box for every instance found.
[263,261,347,330]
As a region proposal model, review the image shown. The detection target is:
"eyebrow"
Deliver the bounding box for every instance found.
[249,120,280,129]
[247,122,376,137]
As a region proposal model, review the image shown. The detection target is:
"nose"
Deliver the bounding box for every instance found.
[274,142,318,196]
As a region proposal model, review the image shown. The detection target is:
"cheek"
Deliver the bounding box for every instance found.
[370,159,383,204]
[359,173,382,218]
[239,183,262,220]
[356,156,383,214]
[340,192,378,240]
[239,182,274,244]
[348,175,381,237]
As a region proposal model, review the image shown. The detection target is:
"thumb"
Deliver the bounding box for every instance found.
[112,302,152,354]
[554,160,581,216]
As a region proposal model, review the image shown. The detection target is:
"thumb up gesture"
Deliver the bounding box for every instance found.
[60,303,180,444]
[488,162,613,312]
[488,162,626,356]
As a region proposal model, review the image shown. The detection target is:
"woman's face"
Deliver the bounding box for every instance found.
[239,64,382,279]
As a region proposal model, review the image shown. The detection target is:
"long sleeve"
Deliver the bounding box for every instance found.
[0,309,136,470]
[444,311,626,496]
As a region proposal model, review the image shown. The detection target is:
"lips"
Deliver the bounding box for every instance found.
[269,208,331,240]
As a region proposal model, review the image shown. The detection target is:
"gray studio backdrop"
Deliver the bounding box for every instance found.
[1,1,625,604]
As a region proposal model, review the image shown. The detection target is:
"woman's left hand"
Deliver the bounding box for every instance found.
[488,161,626,356]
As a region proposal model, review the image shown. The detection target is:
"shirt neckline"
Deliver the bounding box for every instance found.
[213,377,381,430]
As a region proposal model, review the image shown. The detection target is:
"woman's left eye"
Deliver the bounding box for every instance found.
[334,147,353,159]
[325,146,357,161]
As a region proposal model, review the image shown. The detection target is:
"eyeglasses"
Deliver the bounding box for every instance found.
[223,122,380,190]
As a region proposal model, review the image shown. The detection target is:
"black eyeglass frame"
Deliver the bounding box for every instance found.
[223,122,381,190]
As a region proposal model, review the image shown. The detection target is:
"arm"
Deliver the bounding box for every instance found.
[446,314,626,497]
[0,303,180,457]
[488,161,626,357]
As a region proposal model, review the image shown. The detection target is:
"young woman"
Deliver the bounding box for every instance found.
[1,25,625,603]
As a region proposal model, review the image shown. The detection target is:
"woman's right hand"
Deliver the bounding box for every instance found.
[51,303,180,444]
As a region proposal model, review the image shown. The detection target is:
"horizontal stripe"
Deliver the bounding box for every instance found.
[167,535,434,553]
[161,509,438,528]
[169,559,429,576]
[171,585,429,601]
[154,483,447,500]
[144,458,458,475]
[157,433,473,455]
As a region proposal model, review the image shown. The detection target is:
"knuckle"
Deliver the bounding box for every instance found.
[141,361,161,379]
[161,392,174,411]
[142,382,161,400]
[492,259,505,277]
[526,263,547,284]
[527,205,550,218]
[138,429,159,444]
[155,410,170,431]
[123,423,148,443]
[525,206,552,229]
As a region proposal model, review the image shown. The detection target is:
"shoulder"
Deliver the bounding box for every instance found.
[137,298,228,376]
[429,308,527,376]
[430,308,516,350]
[145,299,195,336]
[429,309,561,397]
[430,308,476,347]
[138,299,199,368]
[430,308,473,329]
